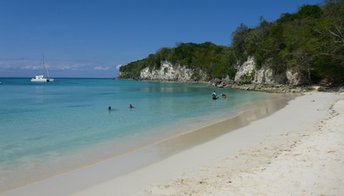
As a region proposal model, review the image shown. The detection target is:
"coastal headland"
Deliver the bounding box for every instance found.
[2,1,343,195]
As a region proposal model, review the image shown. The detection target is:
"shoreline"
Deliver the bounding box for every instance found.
[116,78,344,94]
[144,91,344,195]
[72,91,342,195]
[3,91,342,195]
[2,93,292,195]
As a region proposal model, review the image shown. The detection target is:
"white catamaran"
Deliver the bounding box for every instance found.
[31,56,54,83]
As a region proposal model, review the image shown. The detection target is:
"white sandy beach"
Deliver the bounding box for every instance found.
[3,91,343,196]
[74,91,343,196]
[145,92,344,195]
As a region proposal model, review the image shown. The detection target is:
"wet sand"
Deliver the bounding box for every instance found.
[145,92,344,195]
[71,92,343,196]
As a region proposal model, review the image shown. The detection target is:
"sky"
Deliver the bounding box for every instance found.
[0,0,323,78]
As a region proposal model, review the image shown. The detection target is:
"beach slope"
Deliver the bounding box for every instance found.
[72,92,343,195]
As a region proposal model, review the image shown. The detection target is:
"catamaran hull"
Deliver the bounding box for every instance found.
[31,78,54,82]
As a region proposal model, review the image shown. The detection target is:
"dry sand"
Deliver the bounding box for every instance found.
[3,92,343,196]
[72,92,343,196]
[147,93,344,196]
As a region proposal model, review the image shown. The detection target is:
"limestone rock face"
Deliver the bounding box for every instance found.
[139,61,206,81]
[133,57,308,86]
[253,66,274,84]
[235,57,307,86]
[234,57,255,83]
[286,70,306,86]
[254,66,287,85]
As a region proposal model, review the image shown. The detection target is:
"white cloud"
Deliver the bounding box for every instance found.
[54,63,86,71]
[0,58,118,77]
[0,58,101,71]
[94,66,111,71]
[0,59,40,69]
[21,65,42,70]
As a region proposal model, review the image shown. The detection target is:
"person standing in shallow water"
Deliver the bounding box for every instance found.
[212,90,218,100]
[129,104,134,109]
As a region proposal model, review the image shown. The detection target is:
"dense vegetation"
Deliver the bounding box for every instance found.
[119,42,236,80]
[120,0,344,85]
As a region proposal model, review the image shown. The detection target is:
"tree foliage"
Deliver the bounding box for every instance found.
[231,0,344,85]
[120,42,236,80]
[120,0,344,85]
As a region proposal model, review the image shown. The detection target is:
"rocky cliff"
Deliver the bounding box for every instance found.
[120,58,305,86]
[234,57,305,86]
[137,61,207,82]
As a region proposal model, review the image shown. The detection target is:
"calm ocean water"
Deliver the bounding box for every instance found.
[0,78,272,190]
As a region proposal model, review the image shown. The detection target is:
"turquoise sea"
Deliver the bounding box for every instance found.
[0,78,274,191]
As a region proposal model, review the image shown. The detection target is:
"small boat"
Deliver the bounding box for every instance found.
[31,75,54,82]
[31,55,54,83]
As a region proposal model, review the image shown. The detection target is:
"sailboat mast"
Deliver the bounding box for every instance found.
[42,55,50,79]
